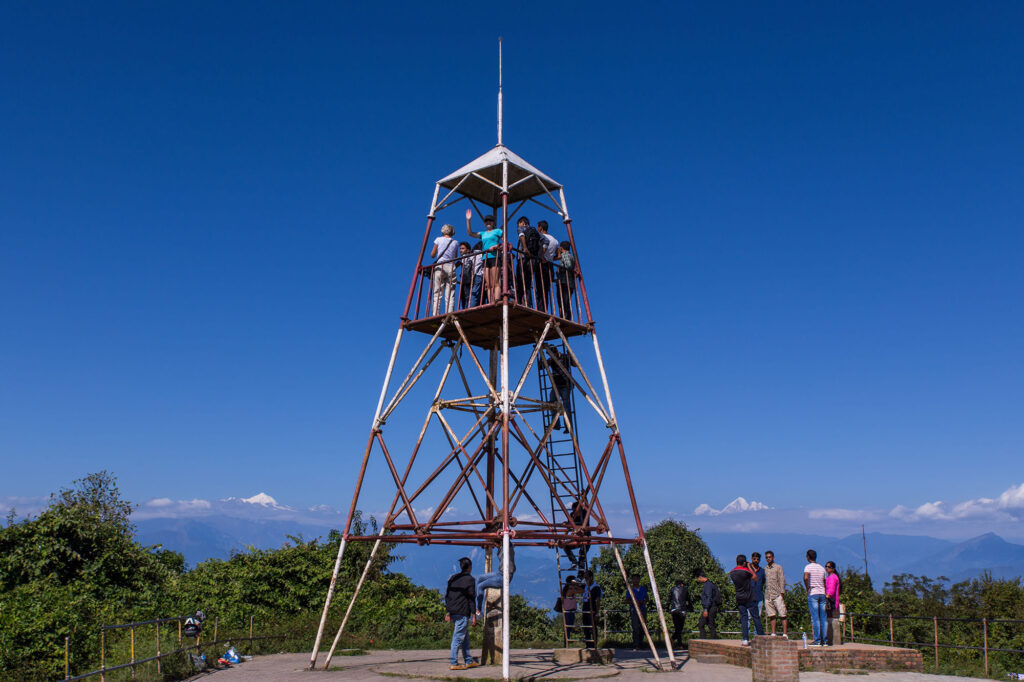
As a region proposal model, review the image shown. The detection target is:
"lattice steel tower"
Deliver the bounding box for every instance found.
[309,43,676,679]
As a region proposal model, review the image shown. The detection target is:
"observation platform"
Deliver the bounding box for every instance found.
[404,300,589,349]
[405,247,590,348]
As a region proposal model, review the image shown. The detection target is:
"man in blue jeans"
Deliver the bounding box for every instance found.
[444,557,480,670]
[729,554,764,645]
[803,549,828,646]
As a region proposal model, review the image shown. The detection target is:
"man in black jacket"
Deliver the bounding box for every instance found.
[697,570,720,639]
[729,554,764,645]
[445,557,479,670]
[669,579,690,647]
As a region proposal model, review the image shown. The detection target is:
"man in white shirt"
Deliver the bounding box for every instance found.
[803,549,828,646]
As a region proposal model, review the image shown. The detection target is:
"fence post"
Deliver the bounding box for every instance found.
[214,616,219,644]
[100,629,105,682]
[888,614,894,646]
[850,614,855,641]
[983,618,989,676]
[130,625,136,680]
[156,620,161,675]
[602,610,607,640]
[178,618,182,645]
[250,615,254,645]
[933,616,938,670]
[64,635,69,680]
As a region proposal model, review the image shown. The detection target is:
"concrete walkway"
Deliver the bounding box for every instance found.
[189,648,980,681]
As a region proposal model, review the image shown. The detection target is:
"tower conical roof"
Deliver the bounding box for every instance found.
[438,145,562,207]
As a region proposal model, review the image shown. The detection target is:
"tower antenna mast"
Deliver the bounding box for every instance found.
[497,37,503,146]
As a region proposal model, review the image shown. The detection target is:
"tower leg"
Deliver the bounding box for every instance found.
[308,538,347,670]
[309,327,404,670]
[501,531,511,680]
[642,541,677,667]
[322,536,384,669]
[609,539,662,669]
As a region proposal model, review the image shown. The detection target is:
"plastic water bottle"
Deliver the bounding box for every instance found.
[802,632,808,649]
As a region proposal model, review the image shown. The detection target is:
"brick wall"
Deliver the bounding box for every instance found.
[688,640,751,667]
[752,636,799,682]
[797,647,923,672]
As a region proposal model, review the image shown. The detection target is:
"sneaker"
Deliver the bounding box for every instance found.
[465,661,481,668]
[741,639,749,646]
[770,633,777,637]
[782,634,788,640]
[450,664,467,670]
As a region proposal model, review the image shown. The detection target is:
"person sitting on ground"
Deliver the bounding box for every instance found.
[445,557,479,670]
[697,570,721,639]
[763,550,788,638]
[465,210,502,305]
[669,578,691,647]
[824,561,842,646]
[474,544,516,615]
[429,223,461,315]
[730,554,764,646]
[625,574,649,651]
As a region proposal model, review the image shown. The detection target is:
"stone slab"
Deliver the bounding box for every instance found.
[551,648,614,664]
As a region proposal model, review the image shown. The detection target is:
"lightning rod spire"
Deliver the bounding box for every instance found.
[493,37,497,146]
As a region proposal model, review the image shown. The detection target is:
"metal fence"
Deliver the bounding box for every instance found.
[60,615,285,681]
[846,612,1024,676]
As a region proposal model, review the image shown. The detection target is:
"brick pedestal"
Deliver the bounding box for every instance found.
[480,588,503,664]
[752,636,799,682]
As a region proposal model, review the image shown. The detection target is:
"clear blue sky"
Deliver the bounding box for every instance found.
[2,2,1022,530]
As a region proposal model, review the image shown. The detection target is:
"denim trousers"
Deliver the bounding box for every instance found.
[469,274,483,307]
[738,600,764,640]
[807,594,828,644]
[475,572,503,613]
[449,615,473,665]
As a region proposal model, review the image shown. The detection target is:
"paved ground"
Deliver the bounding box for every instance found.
[188,648,980,681]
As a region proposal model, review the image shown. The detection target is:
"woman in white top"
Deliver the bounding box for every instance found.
[429,223,460,315]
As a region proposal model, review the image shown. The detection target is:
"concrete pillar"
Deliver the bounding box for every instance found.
[751,635,798,682]
[481,588,503,665]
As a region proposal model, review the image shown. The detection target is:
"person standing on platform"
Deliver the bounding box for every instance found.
[763,550,788,638]
[469,241,484,307]
[465,210,502,305]
[804,549,828,647]
[429,223,460,315]
[581,570,603,649]
[730,554,764,645]
[697,570,721,639]
[669,578,691,647]
[537,220,559,311]
[444,557,479,670]
[457,242,473,309]
[750,551,766,616]
[556,241,576,320]
[625,574,649,651]
[515,216,541,307]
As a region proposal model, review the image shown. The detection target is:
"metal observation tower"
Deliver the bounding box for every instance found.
[309,43,677,678]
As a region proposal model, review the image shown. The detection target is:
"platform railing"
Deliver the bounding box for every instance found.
[411,246,581,324]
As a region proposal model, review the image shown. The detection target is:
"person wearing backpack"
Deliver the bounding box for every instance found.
[429,223,461,315]
[555,241,576,320]
[183,611,204,640]
[697,570,721,639]
[444,557,479,670]
[515,216,542,308]
[536,220,559,312]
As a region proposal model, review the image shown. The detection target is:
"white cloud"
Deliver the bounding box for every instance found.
[809,508,879,521]
[145,497,174,507]
[997,483,1024,512]
[694,497,772,516]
